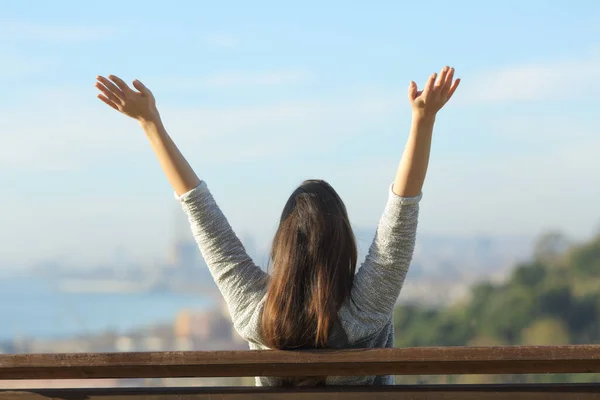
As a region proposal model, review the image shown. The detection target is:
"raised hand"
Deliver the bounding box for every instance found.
[408,66,460,117]
[95,75,159,122]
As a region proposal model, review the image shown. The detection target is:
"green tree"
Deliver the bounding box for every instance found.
[537,283,572,320]
[393,228,600,384]
[521,318,570,345]
[568,238,600,278]
[511,261,547,288]
[477,285,536,343]
[534,232,570,265]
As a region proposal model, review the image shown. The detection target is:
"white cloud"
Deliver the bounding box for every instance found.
[459,55,600,104]
[152,70,312,90]
[1,55,57,79]
[201,35,237,48]
[5,49,600,174]
[427,140,600,240]
[0,192,174,267]
[159,90,403,165]
[6,120,597,268]
[0,19,116,42]
[0,90,145,172]
[0,86,402,171]
[203,70,310,87]
[328,126,600,244]
[0,20,115,82]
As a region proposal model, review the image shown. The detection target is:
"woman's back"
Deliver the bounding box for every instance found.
[248,306,397,386]
[176,180,420,386]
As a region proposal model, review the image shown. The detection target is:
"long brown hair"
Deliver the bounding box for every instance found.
[261,180,357,355]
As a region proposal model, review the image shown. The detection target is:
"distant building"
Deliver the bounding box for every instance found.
[115,336,135,352]
[169,240,200,270]
[168,206,200,270]
[173,304,245,348]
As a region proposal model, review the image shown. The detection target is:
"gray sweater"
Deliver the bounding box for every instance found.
[177,181,421,386]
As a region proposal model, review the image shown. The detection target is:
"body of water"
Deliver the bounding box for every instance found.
[0,274,211,341]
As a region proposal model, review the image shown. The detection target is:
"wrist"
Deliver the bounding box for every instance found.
[411,110,437,124]
[138,112,163,131]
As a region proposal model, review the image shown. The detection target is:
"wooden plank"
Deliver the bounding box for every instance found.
[0,345,599,380]
[1,384,599,400]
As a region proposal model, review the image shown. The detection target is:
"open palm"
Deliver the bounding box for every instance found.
[95,75,158,122]
[409,66,460,116]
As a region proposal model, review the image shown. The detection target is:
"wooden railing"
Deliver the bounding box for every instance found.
[1,345,599,399]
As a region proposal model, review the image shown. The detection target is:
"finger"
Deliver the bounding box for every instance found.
[96,76,125,101]
[97,94,119,110]
[446,78,461,101]
[435,66,450,90]
[132,79,152,96]
[422,73,437,98]
[95,82,123,105]
[407,81,418,101]
[441,67,455,97]
[108,75,132,94]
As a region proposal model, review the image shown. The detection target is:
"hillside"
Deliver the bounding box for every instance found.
[393,231,600,383]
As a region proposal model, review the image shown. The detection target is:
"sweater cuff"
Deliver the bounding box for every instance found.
[389,183,422,205]
[174,181,208,202]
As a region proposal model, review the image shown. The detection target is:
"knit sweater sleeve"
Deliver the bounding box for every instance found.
[338,184,421,343]
[176,181,267,340]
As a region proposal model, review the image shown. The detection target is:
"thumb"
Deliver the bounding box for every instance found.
[407,81,418,100]
[133,79,151,96]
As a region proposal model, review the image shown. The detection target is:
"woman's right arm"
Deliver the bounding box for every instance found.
[94,76,267,339]
[339,67,460,342]
[95,75,199,195]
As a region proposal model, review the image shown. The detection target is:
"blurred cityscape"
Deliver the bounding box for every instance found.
[3,200,599,390]
[0,216,539,377]
[0,225,541,388]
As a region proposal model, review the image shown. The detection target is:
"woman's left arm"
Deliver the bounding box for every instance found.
[95,76,267,339]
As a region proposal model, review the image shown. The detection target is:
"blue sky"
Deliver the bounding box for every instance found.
[1,0,600,267]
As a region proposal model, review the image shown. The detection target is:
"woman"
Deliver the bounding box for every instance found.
[94,66,460,386]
